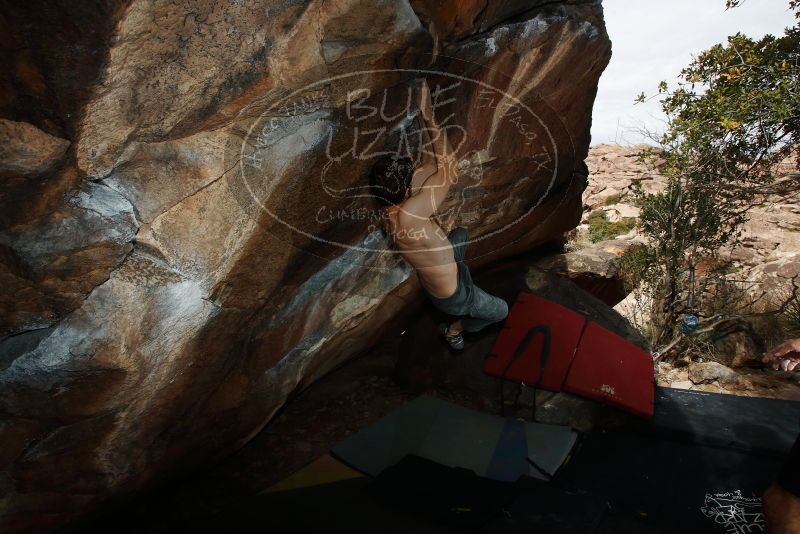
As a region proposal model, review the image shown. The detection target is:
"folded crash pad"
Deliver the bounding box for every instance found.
[483,293,587,390]
[330,395,577,482]
[484,292,654,418]
[563,321,655,418]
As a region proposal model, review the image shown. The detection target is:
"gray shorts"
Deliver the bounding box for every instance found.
[424,227,509,333]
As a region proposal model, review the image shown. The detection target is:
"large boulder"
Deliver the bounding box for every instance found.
[534,237,640,305]
[710,319,766,368]
[0,0,611,529]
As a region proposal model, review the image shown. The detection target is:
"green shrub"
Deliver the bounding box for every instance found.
[586,212,637,243]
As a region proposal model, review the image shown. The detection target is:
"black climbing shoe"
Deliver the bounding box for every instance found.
[440,322,465,350]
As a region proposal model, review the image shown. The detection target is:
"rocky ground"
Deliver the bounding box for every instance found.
[572,144,800,400]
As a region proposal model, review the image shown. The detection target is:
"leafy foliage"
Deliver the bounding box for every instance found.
[631,1,800,349]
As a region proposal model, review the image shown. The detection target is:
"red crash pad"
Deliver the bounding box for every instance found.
[563,321,655,418]
[483,293,587,390]
[483,292,654,418]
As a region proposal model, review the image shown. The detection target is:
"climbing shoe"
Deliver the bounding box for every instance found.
[440,322,465,350]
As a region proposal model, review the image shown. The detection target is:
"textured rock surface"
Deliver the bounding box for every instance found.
[0,119,69,176]
[0,1,611,529]
[688,361,746,388]
[656,359,800,400]
[534,237,639,305]
[710,319,766,368]
[102,261,642,531]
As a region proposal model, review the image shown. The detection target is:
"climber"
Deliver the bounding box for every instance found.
[761,338,800,533]
[368,79,508,350]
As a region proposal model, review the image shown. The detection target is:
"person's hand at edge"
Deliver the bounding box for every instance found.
[763,338,800,371]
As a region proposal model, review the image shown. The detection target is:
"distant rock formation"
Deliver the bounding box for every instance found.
[0,1,610,529]
[579,143,800,316]
[579,144,800,398]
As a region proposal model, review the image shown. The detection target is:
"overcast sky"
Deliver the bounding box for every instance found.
[591,0,795,146]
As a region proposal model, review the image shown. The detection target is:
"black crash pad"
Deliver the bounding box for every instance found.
[639,387,800,455]
[552,387,800,533]
[370,455,608,533]
[554,428,781,533]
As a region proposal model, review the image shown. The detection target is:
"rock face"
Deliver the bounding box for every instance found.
[0,119,69,176]
[534,237,639,306]
[0,1,611,529]
[710,319,766,368]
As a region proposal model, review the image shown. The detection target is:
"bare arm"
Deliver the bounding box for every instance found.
[763,338,800,371]
[408,110,437,192]
[414,100,436,177]
[400,80,456,221]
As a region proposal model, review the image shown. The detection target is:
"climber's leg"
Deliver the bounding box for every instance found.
[460,285,509,333]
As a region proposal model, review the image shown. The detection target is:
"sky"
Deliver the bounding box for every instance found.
[591,0,795,146]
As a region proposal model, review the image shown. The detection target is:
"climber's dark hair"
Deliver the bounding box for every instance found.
[368,155,415,206]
